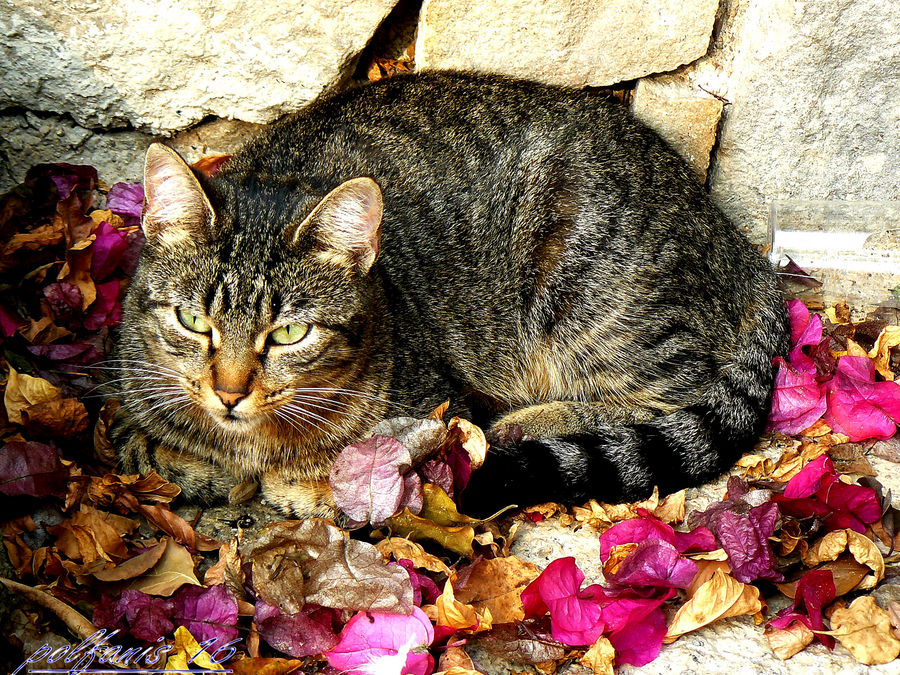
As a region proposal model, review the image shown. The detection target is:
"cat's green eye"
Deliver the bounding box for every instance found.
[177,309,212,334]
[269,323,309,345]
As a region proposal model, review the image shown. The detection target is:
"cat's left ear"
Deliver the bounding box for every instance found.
[289,177,383,273]
[142,143,215,246]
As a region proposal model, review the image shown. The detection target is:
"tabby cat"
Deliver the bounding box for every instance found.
[110,71,788,518]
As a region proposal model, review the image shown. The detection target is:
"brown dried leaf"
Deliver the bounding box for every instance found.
[93,538,168,582]
[868,325,900,380]
[128,537,200,596]
[829,596,900,665]
[469,623,566,664]
[765,621,815,660]
[22,397,89,439]
[827,444,876,476]
[4,367,61,424]
[454,556,541,624]
[579,636,615,675]
[375,536,452,575]
[665,569,762,643]
[437,646,477,672]
[93,399,121,466]
[801,529,884,590]
[138,502,220,551]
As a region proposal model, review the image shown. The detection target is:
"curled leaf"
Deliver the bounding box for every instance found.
[829,596,900,665]
[665,569,762,642]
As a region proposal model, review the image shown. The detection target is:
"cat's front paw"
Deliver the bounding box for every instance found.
[260,473,338,520]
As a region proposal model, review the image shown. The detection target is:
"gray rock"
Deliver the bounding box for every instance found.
[0,113,263,193]
[706,0,900,244]
[415,0,720,88]
[0,0,398,133]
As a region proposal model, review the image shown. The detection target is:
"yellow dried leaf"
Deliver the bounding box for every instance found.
[89,209,125,230]
[4,366,62,424]
[765,621,815,659]
[384,509,475,557]
[665,569,761,642]
[825,303,851,325]
[375,536,452,575]
[602,543,638,577]
[579,636,615,675]
[868,325,900,381]
[802,529,884,591]
[165,626,225,671]
[735,454,774,480]
[829,596,900,665]
[435,577,492,633]
[454,556,540,623]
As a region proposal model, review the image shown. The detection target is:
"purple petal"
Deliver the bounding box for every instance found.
[106,182,145,227]
[256,600,340,658]
[714,503,783,584]
[604,540,697,590]
[171,584,239,644]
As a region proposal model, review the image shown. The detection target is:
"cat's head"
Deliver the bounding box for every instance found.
[117,143,388,438]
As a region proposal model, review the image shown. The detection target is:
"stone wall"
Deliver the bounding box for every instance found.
[2,0,897,244]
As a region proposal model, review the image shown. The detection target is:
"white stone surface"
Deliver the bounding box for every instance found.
[416,0,720,88]
[705,0,900,243]
[0,0,398,133]
[632,73,724,179]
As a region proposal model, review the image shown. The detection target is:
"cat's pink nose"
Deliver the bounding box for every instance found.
[216,389,247,408]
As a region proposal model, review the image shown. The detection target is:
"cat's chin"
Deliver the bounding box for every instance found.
[209,411,264,434]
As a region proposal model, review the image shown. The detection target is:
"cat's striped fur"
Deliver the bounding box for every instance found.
[110,72,788,517]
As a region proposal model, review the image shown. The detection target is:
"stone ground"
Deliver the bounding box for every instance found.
[188,439,900,674]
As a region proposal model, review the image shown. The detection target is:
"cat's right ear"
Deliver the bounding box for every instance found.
[142,143,215,245]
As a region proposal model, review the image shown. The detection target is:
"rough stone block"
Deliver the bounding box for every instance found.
[416,0,720,87]
[0,0,398,133]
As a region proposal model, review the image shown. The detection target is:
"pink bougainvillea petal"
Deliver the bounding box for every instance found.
[672,525,718,554]
[599,516,674,561]
[783,454,833,499]
[325,606,434,675]
[91,220,131,281]
[825,356,900,441]
[521,557,608,646]
[769,569,836,649]
[714,503,784,583]
[768,357,827,434]
[786,301,823,373]
[608,603,669,667]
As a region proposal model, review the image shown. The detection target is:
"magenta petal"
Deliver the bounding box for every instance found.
[604,540,697,590]
[672,526,717,554]
[91,220,131,280]
[608,604,668,667]
[0,305,24,338]
[783,454,834,499]
[599,516,674,561]
[83,279,122,331]
[768,357,826,434]
[172,584,238,643]
[325,607,434,675]
[521,557,608,646]
[825,357,900,441]
[786,300,812,346]
[817,478,882,530]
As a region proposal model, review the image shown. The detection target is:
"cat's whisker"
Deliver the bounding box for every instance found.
[276,408,344,445]
[288,395,383,423]
[280,403,346,435]
[294,387,415,411]
[90,360,185,378]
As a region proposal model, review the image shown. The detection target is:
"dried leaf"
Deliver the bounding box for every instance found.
[829,596,900,665]
[376,536,452,576]
[579,636,615,675]
[435,577,493,633]
[128,537,200,596]
[665,569,762,642]
[468,622,566,664]
[454,556,540,624]
[868,325,900,380]
[92,538,169,582]
[384,509,475,557]
[22,397,90,439]
[801,529,884,590]
[4,366,61,424]
[165,625,226,672]
[448,416,487,470]
[765,621,815,660]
